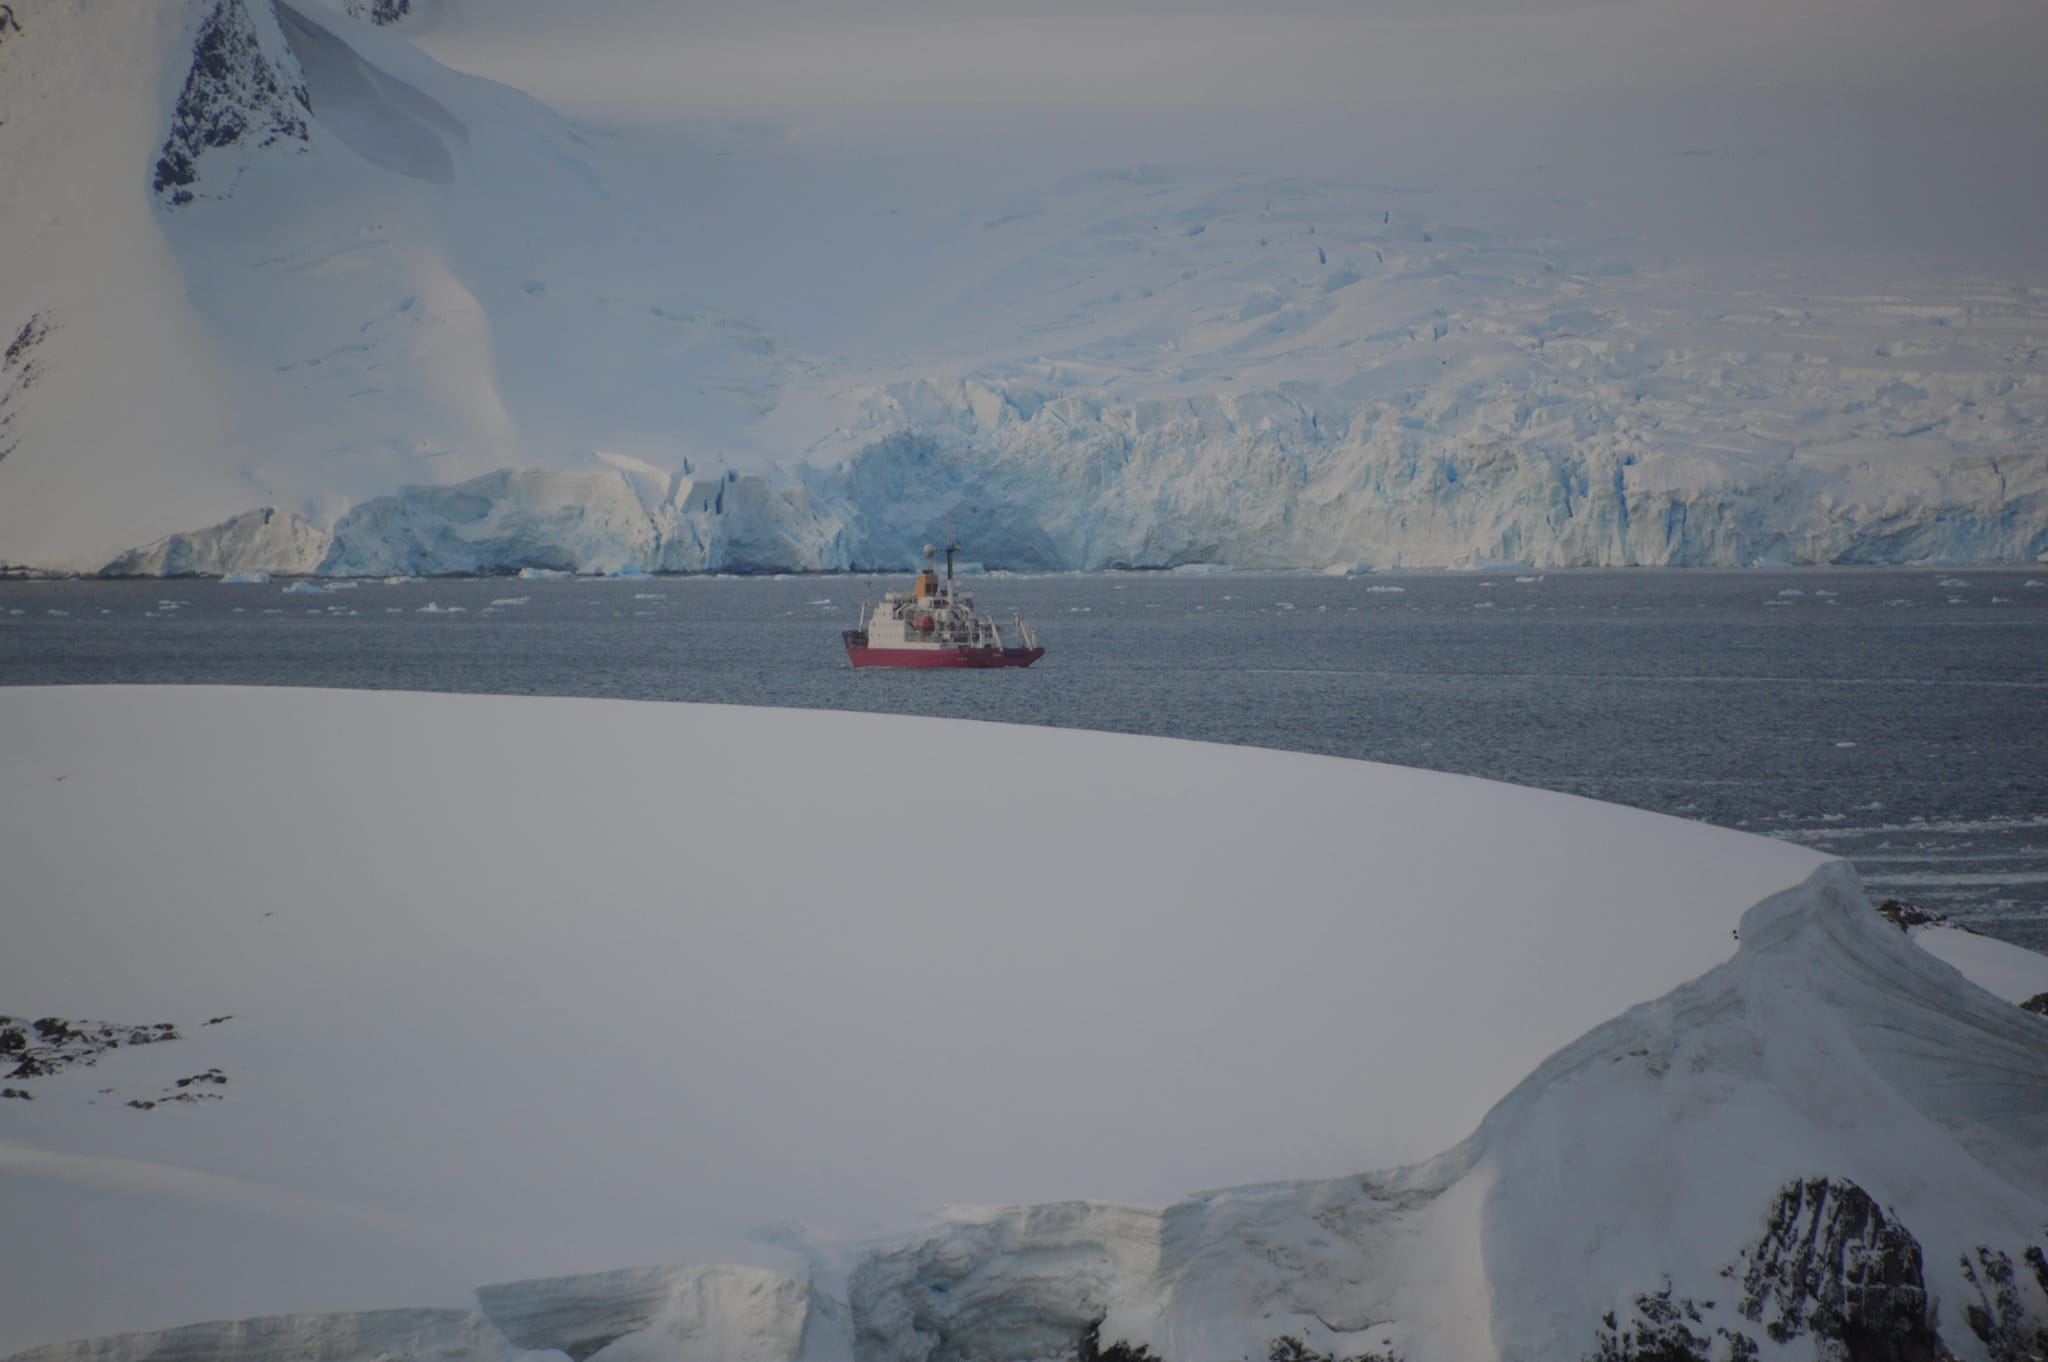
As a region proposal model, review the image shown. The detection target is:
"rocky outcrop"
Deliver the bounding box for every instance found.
[1956,1247,2048,1362]
[153,0,309,206]
[342,0,410,23]
[1731,1178,1937,1361]
[0,311,50,463]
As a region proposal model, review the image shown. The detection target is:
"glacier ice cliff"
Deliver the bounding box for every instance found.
[104,379,2048,576]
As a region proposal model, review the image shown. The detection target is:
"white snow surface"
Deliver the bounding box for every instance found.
[1910,924,2048,1005]
[0,683,1833,1353]
[3,689,2046,1360]
[2,3,2046,573]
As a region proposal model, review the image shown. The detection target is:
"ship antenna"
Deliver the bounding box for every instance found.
[944,519,959,584]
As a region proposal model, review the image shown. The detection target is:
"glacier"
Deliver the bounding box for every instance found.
[106,379,2048,576]
[2,1,2046,575]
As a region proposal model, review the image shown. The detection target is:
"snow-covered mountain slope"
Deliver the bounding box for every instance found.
[0,0,807,572]
[2,2,2045,574]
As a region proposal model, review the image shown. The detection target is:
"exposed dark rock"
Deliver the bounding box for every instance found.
[0,311,52,463]
[344,0,411,23]
[7,1014,180,1079]
[2,1013,230,1109]
[1078,1318,1161,1362]
[1957,1246,2048,1362]
[0,1086,31,1100]
[1732,1178,1938,1362]
[1875,899,1957,932]
[0,4,20,44]
[154,0,309,205]
[1590,1288,1755,1362]
[1265,1332,1400,1362]
[2019,993,2048,1018]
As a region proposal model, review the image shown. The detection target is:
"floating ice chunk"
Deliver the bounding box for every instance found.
[1515,575,1543,583]
[1813,589,1838,597]
[1937,577,1968,588]
[490,598,530,607]
[632,593,666,601]
[1777,589,1804,598]
[2026,580,2044,589]
[324,581,360,591]
[6,609,22,616]
[1836,741,1858,749]
[417,602,454,613]
[282,581,329,595]
[46,609,70,617]
[261,608,283,614]
[382,576,423,585]
[807,598,833,606]
[1365,585,1406,594]
[220,571,271,584]
[385,607,404,613]
[1474,600,1495,609]
[517,568,572,580]
[1171,563,1233,574]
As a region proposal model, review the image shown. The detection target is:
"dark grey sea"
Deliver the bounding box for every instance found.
[4,566,2044,949]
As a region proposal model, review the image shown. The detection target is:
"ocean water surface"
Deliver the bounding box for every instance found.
[4,566,2044,949]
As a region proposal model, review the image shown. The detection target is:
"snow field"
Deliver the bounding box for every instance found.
[0,684,1828,1352]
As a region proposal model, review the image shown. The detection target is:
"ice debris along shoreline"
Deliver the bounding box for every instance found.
[7,866,2046,1362]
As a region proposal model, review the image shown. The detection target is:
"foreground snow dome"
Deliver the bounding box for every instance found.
[3,686,2046,1362]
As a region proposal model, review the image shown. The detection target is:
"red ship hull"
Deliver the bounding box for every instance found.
[843,633,1044,668]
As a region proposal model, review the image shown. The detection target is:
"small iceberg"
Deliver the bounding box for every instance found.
[220,571,271,585]
[281,581,329,595]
